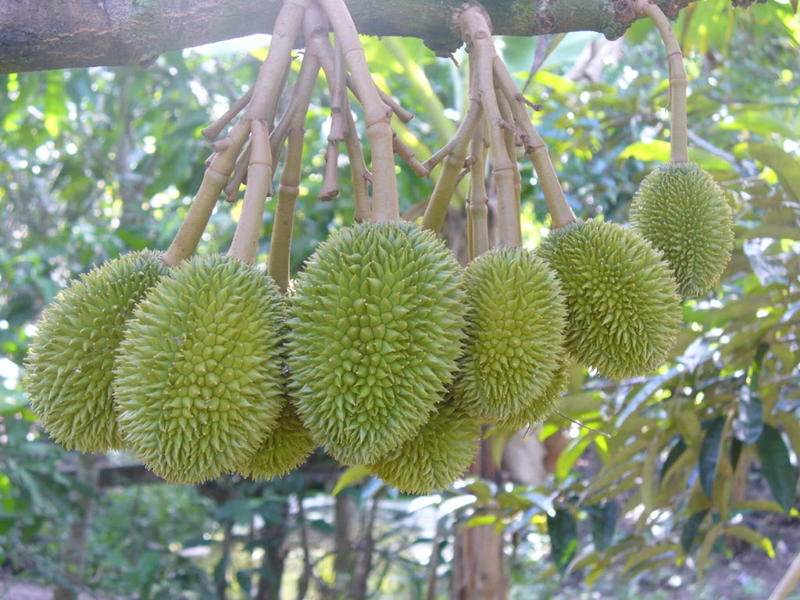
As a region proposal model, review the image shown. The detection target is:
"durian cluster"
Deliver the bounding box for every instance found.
[25,202,730,493]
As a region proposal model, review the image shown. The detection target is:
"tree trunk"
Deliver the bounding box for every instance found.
[0,0,694,74]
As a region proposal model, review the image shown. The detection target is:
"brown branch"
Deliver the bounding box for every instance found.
[1,1,693,74]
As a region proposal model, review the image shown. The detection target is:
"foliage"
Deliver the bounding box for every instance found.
[1,2,799,598]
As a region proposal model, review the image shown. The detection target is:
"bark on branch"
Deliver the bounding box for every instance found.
[1,0,692,74]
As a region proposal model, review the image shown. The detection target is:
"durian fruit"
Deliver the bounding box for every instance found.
[114,254,285,484]
[287,221,466,465]
[537,219,681,379]
[630,162,733,298]
[371,397,480,495]
[24,250,168,452]
[237,401,316,480]
[497,359,570,431]
[456,247,566,420]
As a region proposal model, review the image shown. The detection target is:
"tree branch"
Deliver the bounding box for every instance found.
[1,0,692,74]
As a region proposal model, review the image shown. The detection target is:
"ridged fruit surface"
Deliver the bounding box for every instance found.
[238,401,316,480]
[24,250,168,452]
[631,162,733,297]
[114,255,285,484]
[287,222,466,464]
[371,398,480,494]
[498,359,570,430]
[456,247,566,420]
[538,220,681,379]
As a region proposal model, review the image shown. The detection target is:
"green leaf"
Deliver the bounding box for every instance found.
[586,501,617,550]
[236,570,253,595]
[723,525,775,558]
[332,465,370,495]
[680,509,709,553]
[465,481,496,505]
[660,437,687,483]
[749,143,800,202]
[699,417,725,499]
[547,508,578,573]
[465,513,498,529]
[756,424,798,512]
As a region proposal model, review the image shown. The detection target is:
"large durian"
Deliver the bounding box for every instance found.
[630,162,733,298]
[537,219,681,379]
[371,398,480,495]
[456,247,566,420]
[287,221,466,465]
[24,250,168,452]
[114,254,285,484]
[237,401,316,480]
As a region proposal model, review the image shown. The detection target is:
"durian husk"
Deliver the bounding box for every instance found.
[25,250,169,452]
[370,396,481,495]
[114,254,285,484]
[537,219,682,379]
[456,247,567,420]
[630,162,734,298]
[287,221,467,465]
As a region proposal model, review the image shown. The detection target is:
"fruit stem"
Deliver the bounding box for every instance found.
[635,0,689,164]
[421,100,482,233]
[316,0,398,222]
[202,87,253,141]
[460,7,521,248]
[468,123,490,260]
[227,119,273,264]
[162,118,250,267]
[268,51,321,291]
[492,58,577,230]
[304,3,371,222]
[244,0,308,127]
[319,32,346,201]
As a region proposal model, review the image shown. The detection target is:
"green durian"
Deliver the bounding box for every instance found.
[497,359,570,431]
[238,401,316,480]
[371,398,480,495]
[287,221,466,465]
[114,254,285,484]
[456,247,566,420]
[630,162,734,297]
[24,250,168,452]
[537,219,681,379]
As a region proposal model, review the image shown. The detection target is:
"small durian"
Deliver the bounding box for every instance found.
[537,219,681,379]
[237,401,316,480]
[114,254,285,484]
[497,359,571,431]
[371,398,480,495]
[287,221,466,465]
[456,247,566,420]
[630,162,733,298]
[24,250,168,452]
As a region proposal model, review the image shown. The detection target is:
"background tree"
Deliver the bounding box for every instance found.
[1,1,798,599]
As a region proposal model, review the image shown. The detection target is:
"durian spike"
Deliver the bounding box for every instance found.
[421,101,482,233]
[468,123,490,260]
[634,0,688,164]
[316,0,398,222]
[492,58,577,230]
[162,118,250,266]
[228,119,273,264]
[269,49,321,291]
[303,3,371,222]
